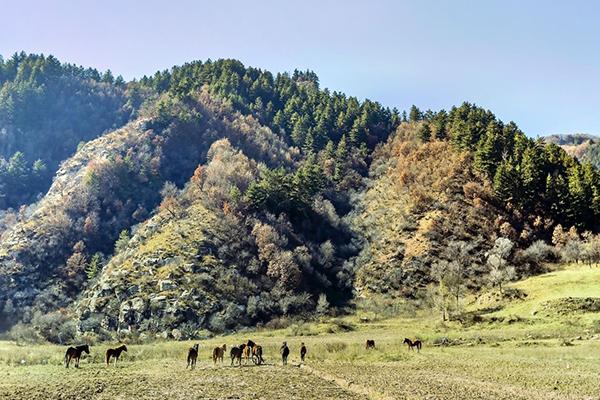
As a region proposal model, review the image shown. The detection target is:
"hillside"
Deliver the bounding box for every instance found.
[0,53,136,208]
[0,54,599,342]
[543,133,600,169]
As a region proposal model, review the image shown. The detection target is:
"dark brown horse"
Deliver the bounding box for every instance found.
[212,344,227,364]
[64,344,90,368]
[187,344,199,369]
[106,344,128,366]
[280,342,289,365]
[252,344,264,365]
[300,342,307,362]
[403,338,422,352]
[230,344,245,366]
[365,339,376,349]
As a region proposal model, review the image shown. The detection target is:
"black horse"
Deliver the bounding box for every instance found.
[280,342,290,365]
[230,344,245,366]
[187,344,199,369]
[403,338,422,352]
[300,343,307,362]
[64,344,90,368]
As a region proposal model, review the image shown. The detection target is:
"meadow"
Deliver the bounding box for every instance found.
[1,263,599,400]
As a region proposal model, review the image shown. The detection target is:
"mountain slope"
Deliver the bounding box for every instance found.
[0,53,135,208]
[0,55,599,342]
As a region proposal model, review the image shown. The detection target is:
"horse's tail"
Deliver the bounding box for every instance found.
[417,341,422,350]
[64,351,68,368]
[105,350,111,366]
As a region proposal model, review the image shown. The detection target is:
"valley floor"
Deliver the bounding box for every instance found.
[1,263,600,399]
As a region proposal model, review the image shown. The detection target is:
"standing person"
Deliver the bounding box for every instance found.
[280,341,290,365]
[300,342,307,363]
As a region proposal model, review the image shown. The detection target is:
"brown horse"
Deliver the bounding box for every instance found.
[187,344,199,369]
[403,338,422,352]
[243,340,256,364]
[212,344,227,364]
[230,344,245,366]
[64,344,90,368]
[365,339,376,349]
[106,344,128,366]
[252,344,264,365]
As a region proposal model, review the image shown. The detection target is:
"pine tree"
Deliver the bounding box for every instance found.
[409,105,422,122]
[493,160,517,202]
[417,123,431,142]
[474,122,502,178]
[334,135,348,181]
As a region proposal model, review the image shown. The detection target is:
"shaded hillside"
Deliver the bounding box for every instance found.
[0,53,136,208]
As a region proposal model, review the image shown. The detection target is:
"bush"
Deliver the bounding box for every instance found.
[30,311,76,344]
[8,323,41,345]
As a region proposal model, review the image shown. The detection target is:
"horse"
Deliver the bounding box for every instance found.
[230,344,245,366]
[64,344,90,368]
[280,342,289,365]
[365,339,376,349]
[300,343,307,362]
[212,344,227,364]
[243,340,256,364]
[252,344,264,365]
[403,338,422,352]
[187,344,199,369]
[106,344,128,366]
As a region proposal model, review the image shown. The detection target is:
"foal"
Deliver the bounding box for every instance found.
[212,344,227,364]
[64,344,90,368]
[106,344,128,366]
[187,344,199,369]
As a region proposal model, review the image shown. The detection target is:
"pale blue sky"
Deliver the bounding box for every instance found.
[1,0,598,136]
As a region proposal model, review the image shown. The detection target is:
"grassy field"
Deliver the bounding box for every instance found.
[1,263,599,399]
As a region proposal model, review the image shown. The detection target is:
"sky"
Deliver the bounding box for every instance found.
[1,0,599,136]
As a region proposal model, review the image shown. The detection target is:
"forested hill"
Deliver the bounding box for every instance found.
[0,53,136,208]
[542,133,600,170]
[0,53,599,342]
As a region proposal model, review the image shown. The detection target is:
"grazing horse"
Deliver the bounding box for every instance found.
[280,342,290,365]
[64,344,90,368]
[403,338,422,352]
[187,344,199,369]
[252,345,264,365]
[365,339,376,349]
[230,344,245,366]
[106,344,128,366]
[300,342,307,362]
[212,344,227,364]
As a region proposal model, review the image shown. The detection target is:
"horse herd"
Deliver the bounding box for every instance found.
[64,338,422,369]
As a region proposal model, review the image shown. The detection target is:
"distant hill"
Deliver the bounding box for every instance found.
[542,133,600,169]
[0,53,599,342]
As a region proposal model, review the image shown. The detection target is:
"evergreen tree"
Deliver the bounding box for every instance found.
[474,122,502,178]
[417,122,431,142]
[409,105,422,122]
